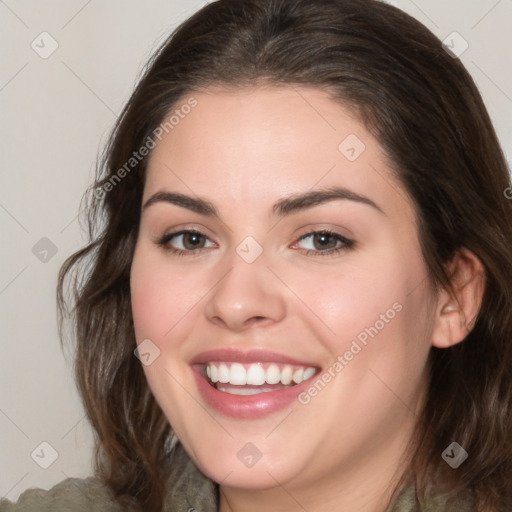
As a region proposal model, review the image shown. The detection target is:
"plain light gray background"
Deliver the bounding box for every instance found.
[1,0,511,501]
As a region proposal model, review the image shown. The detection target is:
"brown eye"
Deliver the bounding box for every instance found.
[182,232,207,249]
[312,232,338,250]
[295,230,354,255]
[157,230,215,253]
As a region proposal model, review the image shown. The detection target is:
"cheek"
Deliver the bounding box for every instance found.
[283,244,432,380]
[283,252,405,344]
[294,271,431,442]
[129,248,197,429]
[130,262,169,343]
[130,248,206,343]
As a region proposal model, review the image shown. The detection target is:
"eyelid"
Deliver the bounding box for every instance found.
[154,222,217,242]
[290,229,355,256]
[155,228,217,255]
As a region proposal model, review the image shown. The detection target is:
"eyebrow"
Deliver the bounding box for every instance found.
[273,186,385,216]
[143,191,217,216]
[142,186,384,217]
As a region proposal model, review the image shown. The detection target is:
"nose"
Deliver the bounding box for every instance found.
[204,257,286,332]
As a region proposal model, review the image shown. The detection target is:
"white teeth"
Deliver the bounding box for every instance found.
[246,363,266,385]
[281,365,293,385]
[293,368,304,384]
[218,363,230,383]
[230,363,246,385]
[266,364,281,384]
[205,362,317,386]
[303,367,316,381]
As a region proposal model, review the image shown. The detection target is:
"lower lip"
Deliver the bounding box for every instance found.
[192,367,315,419]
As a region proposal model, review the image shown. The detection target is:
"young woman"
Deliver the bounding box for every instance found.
[2,0,511,511]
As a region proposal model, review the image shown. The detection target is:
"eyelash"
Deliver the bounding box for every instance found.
[294,230,355,256]
[156,229,355,257]
[156,229,214,257]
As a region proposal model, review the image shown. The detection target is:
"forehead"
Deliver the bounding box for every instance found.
[144,86,414,221]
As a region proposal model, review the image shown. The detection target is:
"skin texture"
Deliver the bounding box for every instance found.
[130,86,485,512]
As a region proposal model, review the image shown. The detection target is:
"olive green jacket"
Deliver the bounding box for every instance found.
[1,443,474,511]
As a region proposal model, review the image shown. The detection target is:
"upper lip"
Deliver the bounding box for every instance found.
[189,349,318,367]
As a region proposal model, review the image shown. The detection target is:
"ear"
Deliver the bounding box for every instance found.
[431,248,486,349]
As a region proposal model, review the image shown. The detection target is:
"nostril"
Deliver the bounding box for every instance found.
[245,315,272,326]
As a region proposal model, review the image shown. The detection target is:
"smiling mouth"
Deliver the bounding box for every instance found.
[203,362,319,395]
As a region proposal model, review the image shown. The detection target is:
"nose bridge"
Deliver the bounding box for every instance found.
[204,246,286,331]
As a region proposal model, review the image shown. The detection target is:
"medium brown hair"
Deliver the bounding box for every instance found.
[58,0,512,510]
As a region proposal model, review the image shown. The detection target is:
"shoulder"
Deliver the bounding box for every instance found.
[0,476,121,512]
[387,483,475,512]
[0,443,218,512]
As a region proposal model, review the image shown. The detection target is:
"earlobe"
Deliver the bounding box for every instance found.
[430,248,486,349]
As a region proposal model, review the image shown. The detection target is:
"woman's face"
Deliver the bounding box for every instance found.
[130,86,435,494]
